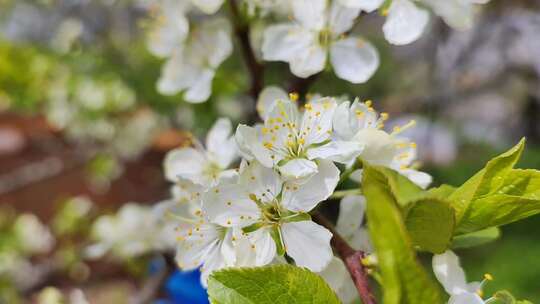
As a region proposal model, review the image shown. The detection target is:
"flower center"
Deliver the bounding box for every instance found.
[318,28,333,47]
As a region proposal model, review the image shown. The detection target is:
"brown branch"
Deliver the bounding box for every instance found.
[313,213,377,304]
[228,0,264,100]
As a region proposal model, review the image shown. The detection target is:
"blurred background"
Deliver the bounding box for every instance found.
[0,0,539,303]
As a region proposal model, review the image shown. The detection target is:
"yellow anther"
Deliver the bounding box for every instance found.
[262,127,269,135]
[382,8,389,16]
[380,112,389,121]
[298,138,305,145]
[355,110,365,117]
[289,92,299,102]
[365,100,373,107]
[264,142,274,149]
[484,273,493,281]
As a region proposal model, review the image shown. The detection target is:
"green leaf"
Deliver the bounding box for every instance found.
[457,194,540,234]
[363,166,441,304]
[449,138,526,224]
[426,184,456,199]
[368,166,424,207]
[207,265,340,304]
[404,198,455,253]
[451,227,501,249]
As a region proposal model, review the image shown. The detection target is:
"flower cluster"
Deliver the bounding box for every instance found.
[146,0,491,103]
[161,86,431,294]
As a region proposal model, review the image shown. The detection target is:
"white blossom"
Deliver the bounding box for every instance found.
[332,99,432,188]
[236,95,341,180]
[157,18,232,103]
[165,118,239,187]
[262,0,379,83]
[433,250,491,304]
[146,0,190,58]
[162,176,260,286]
[380,0,490,45]
[86,203,172,259]
[14,214,55,255]
[203,160,338,272]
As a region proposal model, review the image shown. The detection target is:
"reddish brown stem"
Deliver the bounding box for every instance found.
[313,213,377,304]
[227,0,264,100]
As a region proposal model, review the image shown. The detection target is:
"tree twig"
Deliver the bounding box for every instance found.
[313,213,377,304]
[227,0,264,100]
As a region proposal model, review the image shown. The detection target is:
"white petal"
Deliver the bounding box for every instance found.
[336,195,366,237]
[350,169,363,183]
[318,257,348,295]
[175,223,221,270]
[279,158,318,181]
[184,68,215,103]
[337,0,384,12]
[200,242,227,287]
[354,129,397,166]
[147,11,188,58]
[382,0,429,45]
[192,0,224,14]
[289,43,327,78]
[301,97,337,146]
[403,169,432,189]
[432,250,469,295]
[206,118,238,168]
[448,293,485,304]
[235,125,275,167]
[330,37,379,84]
[239,161,283,199]
[221,229,238,266]
[202,184,261,227]
[423,0,476,30]
[307,140,364,164]
[249,228,277,266]
[164,148,206,184]
[199,18,233,67]
[256,86,289,120]
[281,221,333,272]
[291,0,327,30]
[262,24,313,62]
[156,51,192,95]
[281,160,339,212]
[328,2,361,35]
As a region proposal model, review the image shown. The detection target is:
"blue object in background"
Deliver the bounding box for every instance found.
[162,269,209,304]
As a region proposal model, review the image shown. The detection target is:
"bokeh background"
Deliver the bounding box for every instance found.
[0,0,539,303]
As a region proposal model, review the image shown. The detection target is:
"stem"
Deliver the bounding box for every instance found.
[331,189,362,199]
[313,213,377,304]
[227,0,264,100]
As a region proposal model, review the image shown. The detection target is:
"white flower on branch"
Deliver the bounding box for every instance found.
[339,0,490,45]
[86,204,173,259]
[236,95,344,180]
[433,250,493,304]
[165,118,239,187]
[262,0,379,83]
[156,18,232,103]
[147,0,190,58]
[203,160,339,272]
[332,99,432,188]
